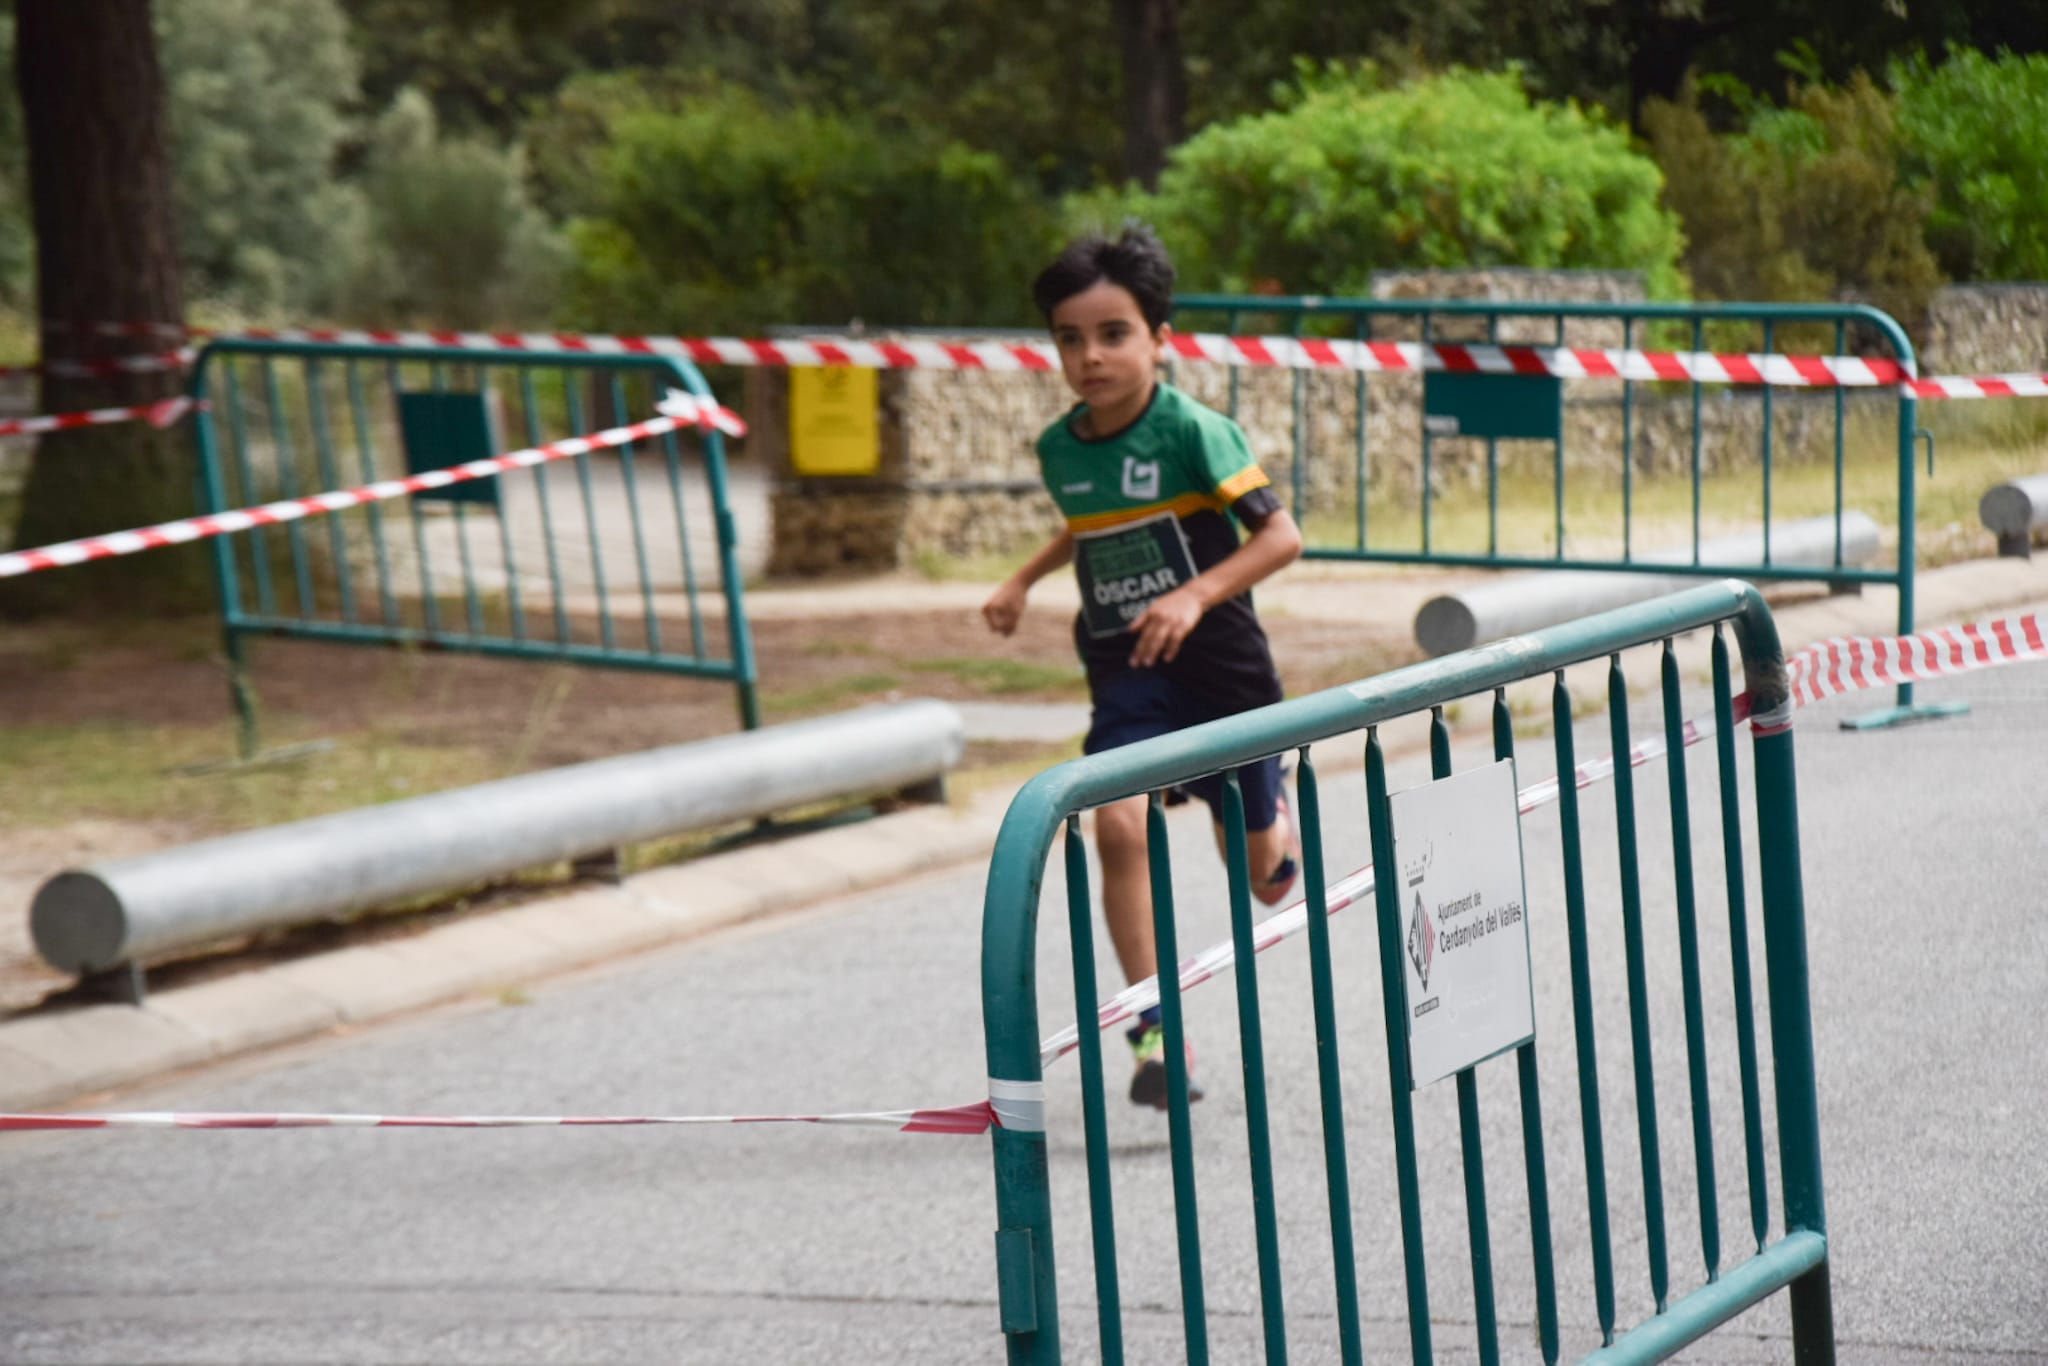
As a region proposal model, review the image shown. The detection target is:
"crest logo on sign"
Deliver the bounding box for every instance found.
[1404,841,1435,989]
[1121,457,1161,500]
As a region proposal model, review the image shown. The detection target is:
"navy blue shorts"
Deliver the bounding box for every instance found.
[1083,666,1285,832]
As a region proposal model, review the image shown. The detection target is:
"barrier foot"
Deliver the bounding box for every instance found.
[572,847,626,885]
[173,739,335,777]
[68,963,148,1007]
[900,774,948,805]
[1837,700,1970,731]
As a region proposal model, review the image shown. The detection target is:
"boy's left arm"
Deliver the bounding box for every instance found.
[1127,501,1302,668]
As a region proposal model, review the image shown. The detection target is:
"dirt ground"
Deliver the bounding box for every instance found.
[0,591,1422,1013]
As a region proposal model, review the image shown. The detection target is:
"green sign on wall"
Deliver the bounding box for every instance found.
[1423,372,1563,443]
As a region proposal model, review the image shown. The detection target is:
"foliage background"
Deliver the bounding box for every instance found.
[3,0,2048,332]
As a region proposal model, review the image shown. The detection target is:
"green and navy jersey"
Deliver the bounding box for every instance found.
[1036,382,1285,709]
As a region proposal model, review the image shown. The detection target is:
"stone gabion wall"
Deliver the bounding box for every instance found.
[757,276,2043,575]
[1925,283,2048,375]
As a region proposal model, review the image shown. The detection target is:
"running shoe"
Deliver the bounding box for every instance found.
[1127,1023,1204,1110]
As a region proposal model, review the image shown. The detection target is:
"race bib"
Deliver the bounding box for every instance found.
[1074,512,1199,639]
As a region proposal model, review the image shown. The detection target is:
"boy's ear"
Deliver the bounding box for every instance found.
[1153,321,1174,346]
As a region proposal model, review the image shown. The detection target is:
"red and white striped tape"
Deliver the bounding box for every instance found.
[20,320,2048,398]
[1787,608,2047,707]
[0,1102,997,1136]
[0,391,743,581]
[1905,373,2048,400]
[0,348,196,380]
[229,325,1921,389]
[0,396,197,441]
[1,608,2038,1140]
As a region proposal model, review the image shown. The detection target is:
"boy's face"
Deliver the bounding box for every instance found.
[1049,280,1168,426]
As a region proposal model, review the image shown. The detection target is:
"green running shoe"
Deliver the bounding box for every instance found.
[1127,1023,1204,1110]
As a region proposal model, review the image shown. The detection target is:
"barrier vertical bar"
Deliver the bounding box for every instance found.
[191,355,260,758]
[222,363,277,619]
[1621,317,1635,561]
[1497,688,1561,1365]
[427,360,490,639]
[342,362,400,628]
[1609,653,1670,1312]
[1761,321,1776,567]
[1420,315,1435,556]
[1063,816,1123,1366]
[1742,623,1835,1363]
[1833,321,1847,570]
[1554,671,1617,1342]
[1433,708,1501,1365]
[1689,318,1703,563]
[1662,641,1722,1279]
[1221,775,1289,1363]
[607,372,664,652]
[1711,628,1771,1252]
[302,359,359,625]
[481,369,530,642]
[1148,792,1210,1364]
[1354,315,1369,552]
[660,425,710,657]
[1290,313,1307,526]
[563,377,617,650]
[515,369,574,646]
[693,399,761,731]
[258,357,318,617]
[1366,727,1434,1362]
[1486,315,1500,558]
[390,361,442,635]
[1296,747,1366,1364]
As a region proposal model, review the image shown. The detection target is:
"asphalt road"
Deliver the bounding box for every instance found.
[1,651,2043,1364]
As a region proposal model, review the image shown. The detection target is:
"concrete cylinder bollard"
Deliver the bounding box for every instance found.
[1979,475,2048,558]
[1414,513,1880,657]
[32,699,964,975]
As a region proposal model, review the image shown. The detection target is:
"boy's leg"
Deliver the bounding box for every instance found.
[1201,755,1300,905]
[1092,794,1156,984]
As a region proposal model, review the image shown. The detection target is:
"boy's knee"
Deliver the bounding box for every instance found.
[1093,797,1149,860]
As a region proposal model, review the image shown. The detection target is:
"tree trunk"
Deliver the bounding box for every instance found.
[5,0,202,616]
[1113,0,1187,191]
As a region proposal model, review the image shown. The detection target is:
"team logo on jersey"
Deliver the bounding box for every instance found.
[1120,457,1161,500]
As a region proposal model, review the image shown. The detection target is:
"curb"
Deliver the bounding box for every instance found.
[0,786,1017,1112]
[4,555,2043,1112]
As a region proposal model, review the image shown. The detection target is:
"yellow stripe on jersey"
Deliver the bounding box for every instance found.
[1065,491,1224,534]
[1215,465,1272,502]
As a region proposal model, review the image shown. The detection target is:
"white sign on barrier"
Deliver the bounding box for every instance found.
[1389,758,1536,1088]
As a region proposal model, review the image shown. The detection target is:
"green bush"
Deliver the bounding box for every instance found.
[1895,48,2048,282]
[557,82,1059,333]
[317,90,567,328]
[1644,74,1942,327]
[1076,65,1684,298]
[157,0,360,313]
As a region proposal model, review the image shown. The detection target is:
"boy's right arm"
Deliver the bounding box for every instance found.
[982,530,1074,636]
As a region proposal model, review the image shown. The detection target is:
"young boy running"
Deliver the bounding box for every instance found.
[982,225,1303,1109]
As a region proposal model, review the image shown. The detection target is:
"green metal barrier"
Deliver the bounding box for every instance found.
[188,340,760,754]
[1173,293,1952,727]
[981,579,1832,1363]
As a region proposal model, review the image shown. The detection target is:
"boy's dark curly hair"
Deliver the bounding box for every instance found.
[1031,223,1176,330]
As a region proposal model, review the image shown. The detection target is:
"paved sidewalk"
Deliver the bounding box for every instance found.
[3,554,2044,1113]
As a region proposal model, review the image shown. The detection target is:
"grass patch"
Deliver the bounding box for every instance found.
[906,656,1085,696]
[760,671,902,718]
[0,721,499,834]
[1303,416,2043,569]
[909,543,1042,584]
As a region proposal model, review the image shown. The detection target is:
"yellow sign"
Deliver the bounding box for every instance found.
[789,366,880,476]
